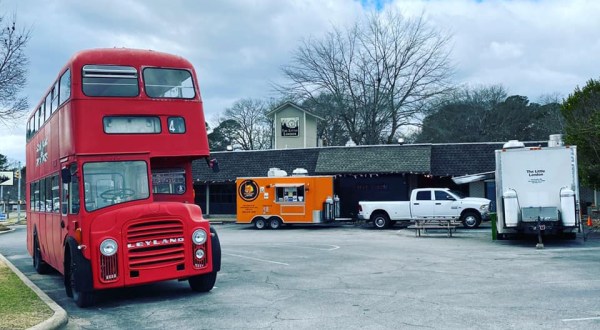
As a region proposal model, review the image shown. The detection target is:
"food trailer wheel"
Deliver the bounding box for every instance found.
[269,217,282,230]
[254,218,267,230]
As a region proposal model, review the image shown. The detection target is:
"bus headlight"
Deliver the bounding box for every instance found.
[100,239,118,257]
[195,248,205,260]
[192,229,207,245]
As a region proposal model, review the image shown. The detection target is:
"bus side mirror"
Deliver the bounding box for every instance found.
[61,168,72,184]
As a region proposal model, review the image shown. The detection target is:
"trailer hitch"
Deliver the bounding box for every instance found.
[536,216,544,249]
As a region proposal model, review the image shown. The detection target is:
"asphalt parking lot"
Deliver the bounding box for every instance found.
[2,222,600,329]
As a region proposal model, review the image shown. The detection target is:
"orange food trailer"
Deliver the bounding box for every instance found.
[236,169,343,229]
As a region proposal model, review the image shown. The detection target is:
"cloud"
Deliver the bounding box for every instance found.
[2,0,600,164]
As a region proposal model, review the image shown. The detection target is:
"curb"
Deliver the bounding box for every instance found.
[0,253,68,330]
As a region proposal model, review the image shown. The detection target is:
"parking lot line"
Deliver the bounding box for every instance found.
[270,243,340,251]
[562,316,600,322]
[224,252,289,266]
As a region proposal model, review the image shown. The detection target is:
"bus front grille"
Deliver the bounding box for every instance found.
[125,219,186,270]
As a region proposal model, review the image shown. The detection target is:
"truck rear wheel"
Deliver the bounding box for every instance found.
[254,218,267,230]
[461,211,481,229]
[372,213,390,229]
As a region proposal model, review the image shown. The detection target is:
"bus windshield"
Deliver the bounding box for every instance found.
[83,161,150,211]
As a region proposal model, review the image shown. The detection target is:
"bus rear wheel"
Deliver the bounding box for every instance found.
[33,236,51,274]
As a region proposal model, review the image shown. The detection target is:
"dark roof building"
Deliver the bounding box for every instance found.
[192,141,536,183]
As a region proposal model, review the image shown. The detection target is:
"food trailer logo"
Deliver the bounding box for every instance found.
[239,180,259,202]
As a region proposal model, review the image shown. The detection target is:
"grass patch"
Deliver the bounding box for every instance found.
[0,261,53,329]
[0,224,8,232]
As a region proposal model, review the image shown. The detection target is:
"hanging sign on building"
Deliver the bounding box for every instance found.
[281,117,299,136]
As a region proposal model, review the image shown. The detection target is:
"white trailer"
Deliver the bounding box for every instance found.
[495,136,580,239]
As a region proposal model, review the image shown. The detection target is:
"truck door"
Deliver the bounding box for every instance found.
[411,190,434,218]
[433,190,455,219]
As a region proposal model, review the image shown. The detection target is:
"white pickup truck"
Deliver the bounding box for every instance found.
[357,188,491,229]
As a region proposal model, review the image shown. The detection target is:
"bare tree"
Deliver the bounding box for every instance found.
[222,98,272,150]
[0,13,30,125]
[279,10,453,145]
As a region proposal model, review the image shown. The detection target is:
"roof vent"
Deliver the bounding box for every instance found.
[503,140,525,149]
[292,168,308,176]
[548,134,564,147]
[267,168,288,177]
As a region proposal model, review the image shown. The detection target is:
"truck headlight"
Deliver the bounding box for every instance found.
[100,238,118,257]
[480,204,489,211]
[195,248,205,259]
[192,229,207,245]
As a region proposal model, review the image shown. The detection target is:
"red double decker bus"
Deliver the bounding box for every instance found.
[25,48,221,307]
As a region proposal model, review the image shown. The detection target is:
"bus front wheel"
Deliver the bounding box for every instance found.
[66,252,95,307]
[189,272,217,292]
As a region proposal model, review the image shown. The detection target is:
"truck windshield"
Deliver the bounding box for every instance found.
[450,190,466,199]
[83,161,150,211]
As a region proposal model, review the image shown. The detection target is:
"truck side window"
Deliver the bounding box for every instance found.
[435,191,454,201]
[416,191,431,201]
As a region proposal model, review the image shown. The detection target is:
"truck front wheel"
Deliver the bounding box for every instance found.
[372,213,390,229]
[461,211,481,229]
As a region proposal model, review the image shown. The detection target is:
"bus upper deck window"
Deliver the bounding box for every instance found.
[82,65,138,97]
[143,68,195,99]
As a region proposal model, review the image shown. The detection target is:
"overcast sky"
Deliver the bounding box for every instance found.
[1,0,599,165]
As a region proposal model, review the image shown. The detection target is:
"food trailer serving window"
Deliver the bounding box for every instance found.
[275,184,305,202]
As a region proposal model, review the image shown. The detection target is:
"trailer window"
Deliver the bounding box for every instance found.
[275,185,305,202]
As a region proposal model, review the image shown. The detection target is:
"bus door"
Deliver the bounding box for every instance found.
[47,175,63,269]
[59,165,80,271]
